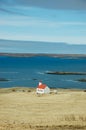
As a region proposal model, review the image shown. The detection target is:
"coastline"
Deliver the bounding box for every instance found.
[0,87,85,93]
[0,52,86,58]
[0,87,86,130]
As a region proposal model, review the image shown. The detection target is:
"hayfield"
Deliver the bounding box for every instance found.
[0,88,86,130]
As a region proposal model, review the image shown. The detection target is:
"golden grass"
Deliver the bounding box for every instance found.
[0,87,86,130]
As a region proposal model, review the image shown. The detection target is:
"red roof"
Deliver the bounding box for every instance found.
[37,84,46,89]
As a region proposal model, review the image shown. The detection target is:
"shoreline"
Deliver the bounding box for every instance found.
[0,52,86,58]
[0,87,85,93]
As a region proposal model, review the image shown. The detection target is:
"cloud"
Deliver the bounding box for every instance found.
[16,0,86,10]
[0,0,86,17]
[0,32,86,44]
[0,0,15,6]
[0,0,28,16]
[0,7,28,16]
[0,0,86,10]
[0,7,17,14]
[0,17,86,27]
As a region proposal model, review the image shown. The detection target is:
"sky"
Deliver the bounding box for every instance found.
[0,0,86,44]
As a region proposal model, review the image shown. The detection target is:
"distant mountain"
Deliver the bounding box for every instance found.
[0,39,86,54]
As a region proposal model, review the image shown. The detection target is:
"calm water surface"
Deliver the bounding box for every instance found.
[0,56,86,89]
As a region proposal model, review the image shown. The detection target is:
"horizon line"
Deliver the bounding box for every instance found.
[0,38,86,45]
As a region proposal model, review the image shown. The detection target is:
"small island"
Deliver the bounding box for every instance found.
[0,78,10,82]
[77,79,86,82]
[45,71,86,75]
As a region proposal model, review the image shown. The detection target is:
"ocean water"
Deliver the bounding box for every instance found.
[0,56,86,89]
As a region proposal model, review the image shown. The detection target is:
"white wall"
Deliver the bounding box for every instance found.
[36,86,50,94]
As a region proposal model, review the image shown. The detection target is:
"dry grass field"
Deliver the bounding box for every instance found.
[0,87,86,130]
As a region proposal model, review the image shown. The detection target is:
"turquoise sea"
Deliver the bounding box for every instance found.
[0,56,86,89]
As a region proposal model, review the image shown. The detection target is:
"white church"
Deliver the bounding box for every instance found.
[36,81,50,94]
